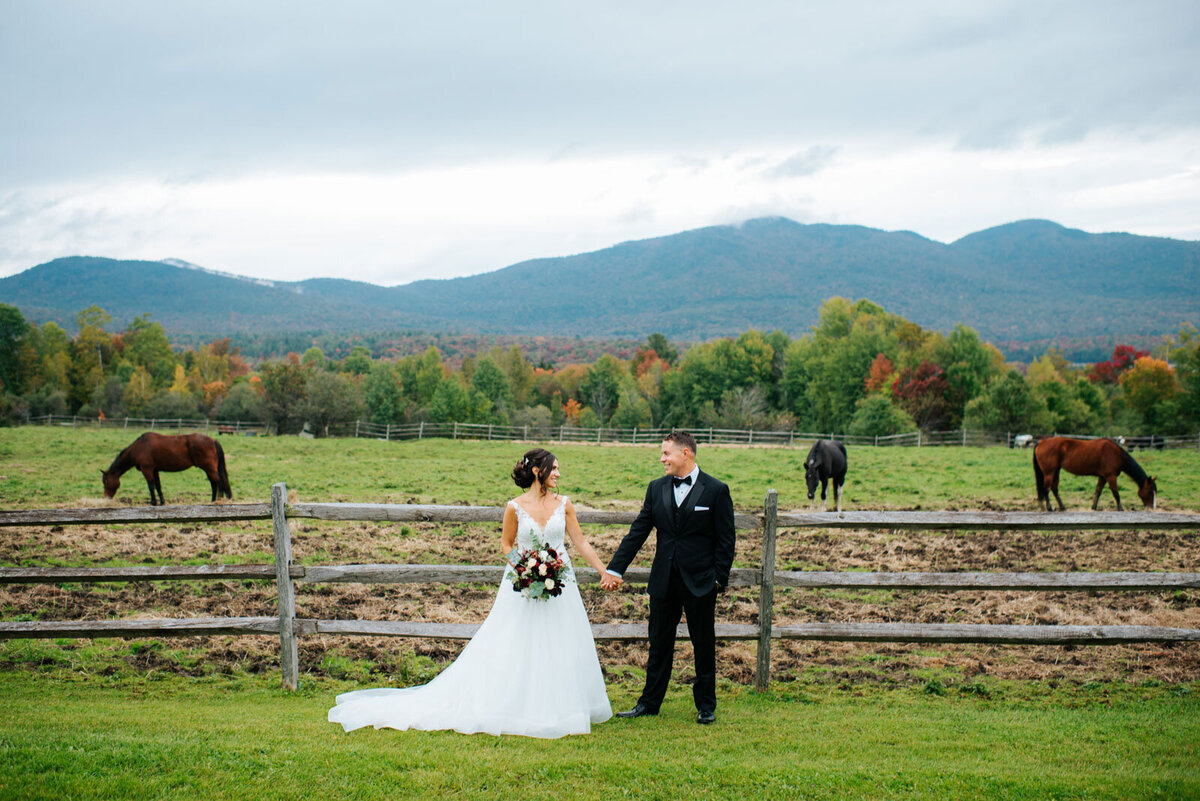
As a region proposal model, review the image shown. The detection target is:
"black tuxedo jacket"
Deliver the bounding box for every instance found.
[608,470,736,598]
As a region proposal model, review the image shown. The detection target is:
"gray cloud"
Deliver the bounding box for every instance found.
[763,146,839,179]
[3,1,1197,186]
[1,1,1197,279]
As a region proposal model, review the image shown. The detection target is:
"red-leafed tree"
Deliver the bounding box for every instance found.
[891,360,949,430]
[1088,344,1149,384]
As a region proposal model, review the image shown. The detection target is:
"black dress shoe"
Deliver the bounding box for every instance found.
[616,703,658,718]
[696,710,716,725]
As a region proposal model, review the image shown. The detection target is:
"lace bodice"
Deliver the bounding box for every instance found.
[509,495,569,551]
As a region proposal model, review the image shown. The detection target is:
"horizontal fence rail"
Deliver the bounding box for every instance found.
[775,510,1200,531]
[0,565,292,583]
[1,489,1198,690]
[0,504,272,527]
[20,413,1200,451]
[5,565,1197,592]
[284,502,763,531]
[6,618,1195,647]
[21,414,270,435]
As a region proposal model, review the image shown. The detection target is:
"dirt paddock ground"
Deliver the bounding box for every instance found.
[2,517,1197,686]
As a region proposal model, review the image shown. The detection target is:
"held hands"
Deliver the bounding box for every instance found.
[599,571,623,591]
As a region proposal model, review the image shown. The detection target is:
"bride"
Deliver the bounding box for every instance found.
[328,447,613,738]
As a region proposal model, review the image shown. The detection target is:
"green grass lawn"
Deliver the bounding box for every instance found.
[2,671,1196,800]
[2,426,1197,511]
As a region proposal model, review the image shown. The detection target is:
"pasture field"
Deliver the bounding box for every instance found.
[2,425,1198,511]
[1,427,1199,798]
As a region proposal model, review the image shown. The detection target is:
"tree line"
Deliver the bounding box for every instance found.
[1,298,1197,438]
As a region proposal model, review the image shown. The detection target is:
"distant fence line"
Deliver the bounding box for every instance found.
[17,413,1200,450]
[1,489,1199,691]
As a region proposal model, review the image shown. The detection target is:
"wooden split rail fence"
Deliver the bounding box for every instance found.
[2,486,1198,691]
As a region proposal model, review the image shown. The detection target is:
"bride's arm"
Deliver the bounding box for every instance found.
[501,503,518,557]
[563,500,606,577]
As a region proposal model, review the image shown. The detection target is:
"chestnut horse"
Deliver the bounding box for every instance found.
[1033,436,1156,512]
[102,432,231,505]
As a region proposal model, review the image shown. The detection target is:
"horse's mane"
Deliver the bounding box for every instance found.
[1118,446,1150,486]
[106,441,137,474]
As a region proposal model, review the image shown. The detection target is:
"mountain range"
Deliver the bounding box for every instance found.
[2,218,1197,346]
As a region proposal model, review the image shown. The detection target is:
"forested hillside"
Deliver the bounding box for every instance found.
[3,218,1196,349]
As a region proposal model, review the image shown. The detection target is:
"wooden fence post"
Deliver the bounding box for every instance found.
[272,482,299,691]
[755,489,778,691]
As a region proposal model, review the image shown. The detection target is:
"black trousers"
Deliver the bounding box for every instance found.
[639,565,718,714]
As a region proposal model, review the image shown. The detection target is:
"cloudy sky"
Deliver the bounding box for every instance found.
[2,1,1197,285]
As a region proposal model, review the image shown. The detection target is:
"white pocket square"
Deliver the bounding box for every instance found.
[695,506,710,511]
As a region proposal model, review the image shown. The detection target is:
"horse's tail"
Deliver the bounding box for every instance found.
[1033,449,1047,505]
[216,440,232,499]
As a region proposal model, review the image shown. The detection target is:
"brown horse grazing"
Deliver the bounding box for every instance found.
[101,432,232,505]
[1033,436,1156,512]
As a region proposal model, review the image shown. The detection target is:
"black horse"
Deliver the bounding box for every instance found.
[804,440,847,512]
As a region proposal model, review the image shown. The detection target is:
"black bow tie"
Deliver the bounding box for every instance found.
[673,475,693,488]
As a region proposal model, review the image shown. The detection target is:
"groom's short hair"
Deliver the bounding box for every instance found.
[663,431,698,456]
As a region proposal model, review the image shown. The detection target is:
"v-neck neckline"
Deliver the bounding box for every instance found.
[515,496,564,531]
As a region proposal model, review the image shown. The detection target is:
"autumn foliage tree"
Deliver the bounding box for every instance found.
[1088,345,1149,384]
[863,353,895,393]
[891,361,949,430]
[1118,357,1177,431]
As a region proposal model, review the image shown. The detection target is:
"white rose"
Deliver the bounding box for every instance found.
[544,578,555,590]
[538,550,549,561]
[539,564,548,576]
[526,557,537,568]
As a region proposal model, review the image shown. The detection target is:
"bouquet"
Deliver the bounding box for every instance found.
[507,536,573,601]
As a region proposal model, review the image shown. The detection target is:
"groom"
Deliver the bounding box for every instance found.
[601,431,736,724]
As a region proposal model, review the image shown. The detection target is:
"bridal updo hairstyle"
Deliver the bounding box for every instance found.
[512,448,556,494]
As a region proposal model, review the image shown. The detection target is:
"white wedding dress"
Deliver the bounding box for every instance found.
[328,495,612,738]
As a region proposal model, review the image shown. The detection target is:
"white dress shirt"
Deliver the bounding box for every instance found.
[672,465,701,507]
